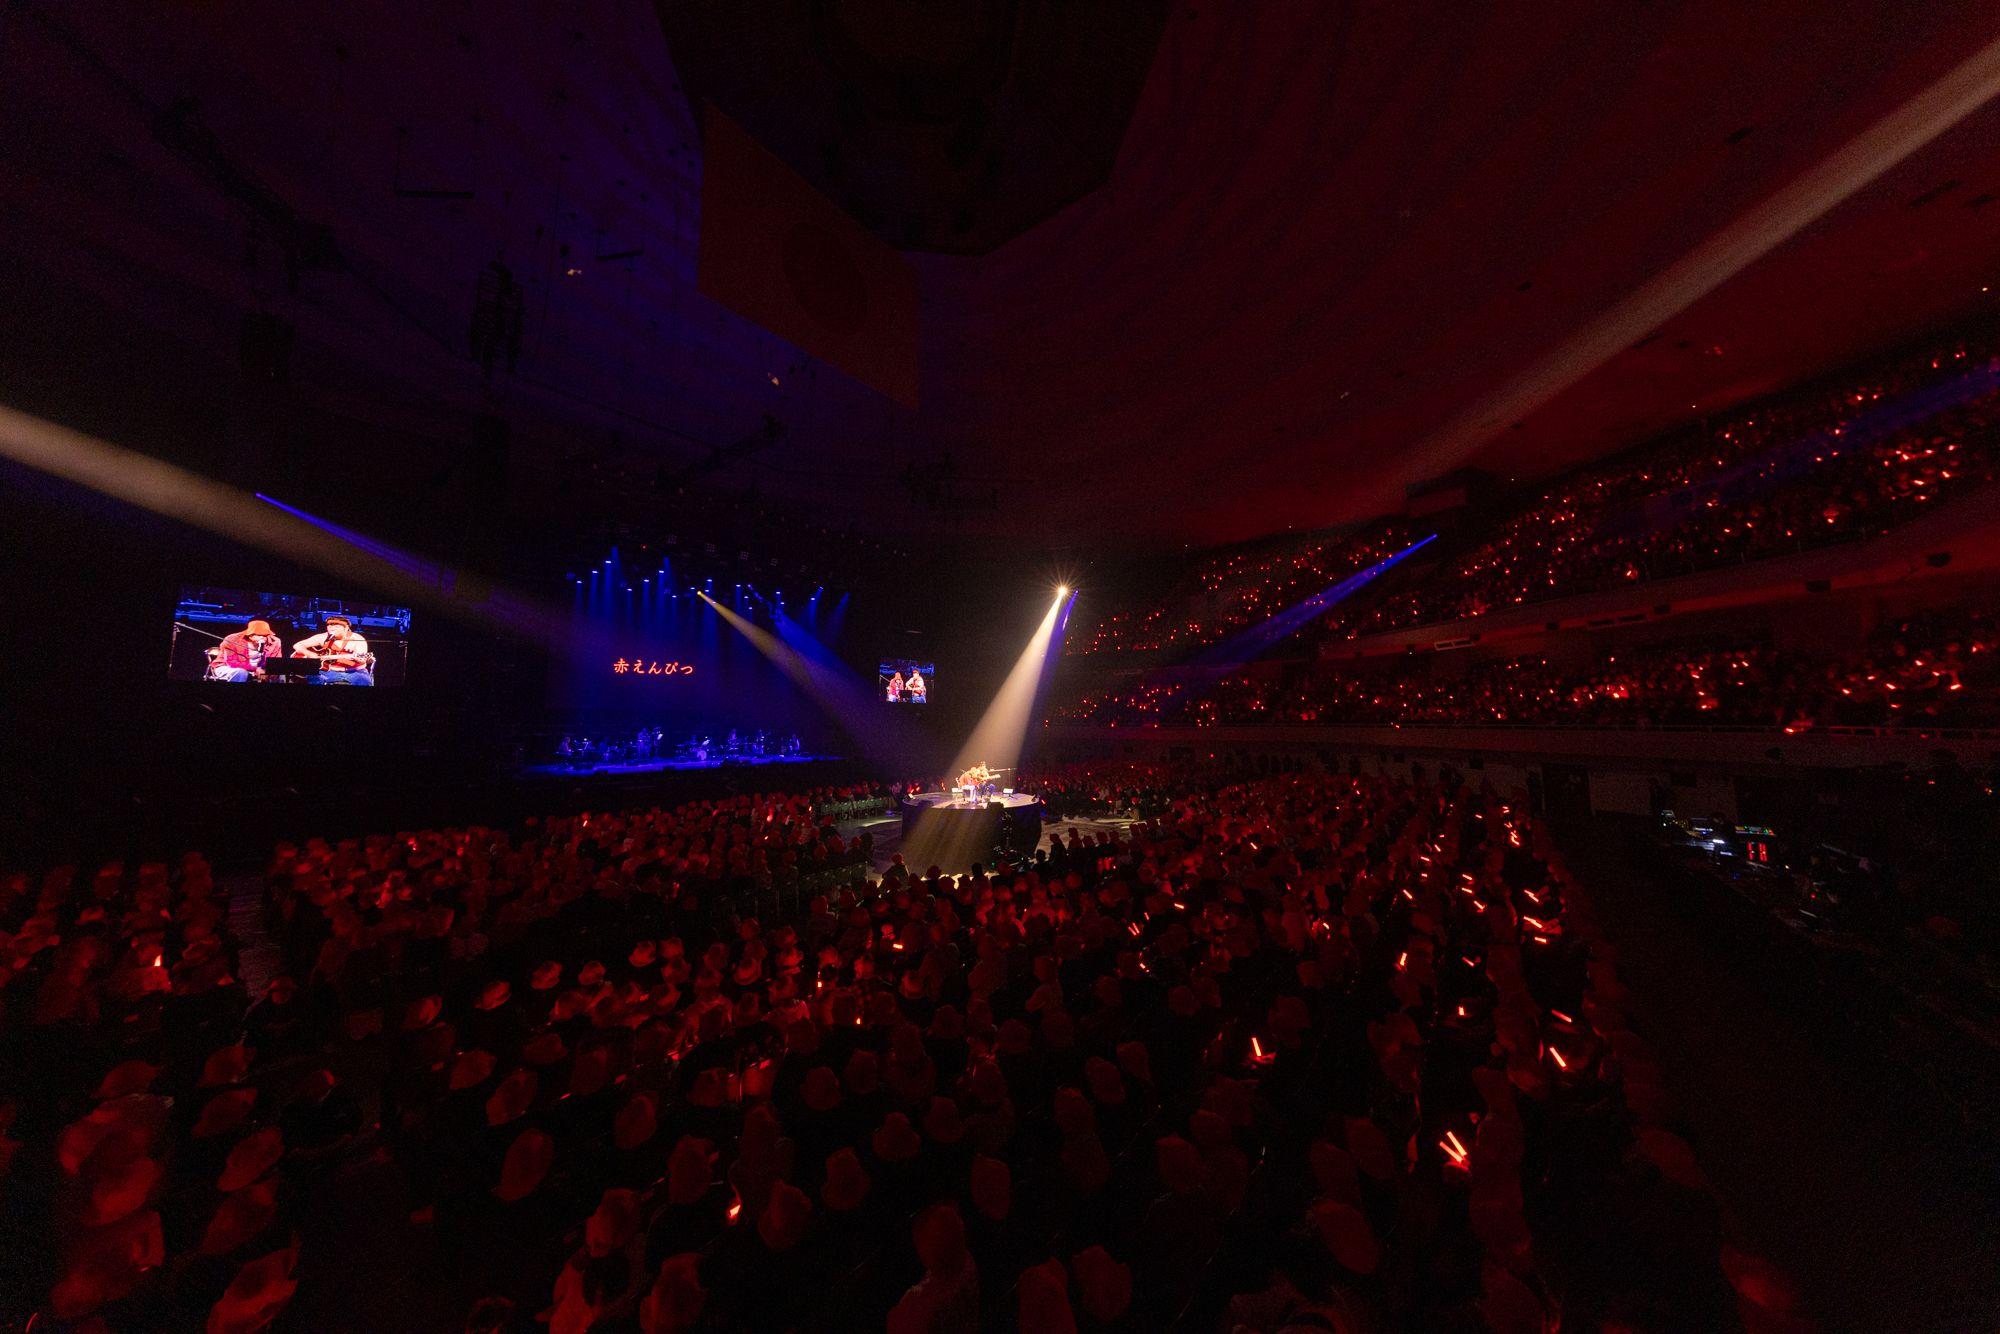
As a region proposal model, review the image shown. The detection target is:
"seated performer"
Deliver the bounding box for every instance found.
[956,762,996,802]
[209,619,283,682]
[905,668,927,702]
[292,614,375,686]
[886,670,905,702]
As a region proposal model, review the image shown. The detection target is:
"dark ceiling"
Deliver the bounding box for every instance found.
[6,1,2000,554]
[658,0,1172,255]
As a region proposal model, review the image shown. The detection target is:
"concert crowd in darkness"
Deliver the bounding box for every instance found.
[1056,610,2000,733]
[1071,329,2000,663]
[1074,522,1423,659]
[13,8,2000,1331]
[1,765,1795,1331]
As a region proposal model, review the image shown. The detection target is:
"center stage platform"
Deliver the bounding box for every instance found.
[897,790,1045,869]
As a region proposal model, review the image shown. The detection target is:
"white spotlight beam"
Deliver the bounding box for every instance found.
[901,589,1068,873]
[1393,32,2000,492]
[0,402,584,648]
[700,592,912,763]
[948,589,1068,780]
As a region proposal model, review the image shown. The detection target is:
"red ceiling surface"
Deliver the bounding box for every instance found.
[7,2,2000,551]
[919,2,2000,544]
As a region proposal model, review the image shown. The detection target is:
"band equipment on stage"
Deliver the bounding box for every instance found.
[552,729,806,770]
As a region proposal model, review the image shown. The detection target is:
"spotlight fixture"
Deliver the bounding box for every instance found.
[1057,584,1070,596]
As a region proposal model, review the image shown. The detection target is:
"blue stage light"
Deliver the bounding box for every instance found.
[1193,534,1437,670]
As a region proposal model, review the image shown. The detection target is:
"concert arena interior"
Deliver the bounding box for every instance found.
[6,5,2000,1332]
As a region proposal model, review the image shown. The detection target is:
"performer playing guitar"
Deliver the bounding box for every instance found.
[292,615,376,686]
[209,619,283,682]
[955,763,1010,801]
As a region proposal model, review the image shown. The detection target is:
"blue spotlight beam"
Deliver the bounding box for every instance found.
[248,491,604,653]
[705,592,917,765]
[1688,360,2000,513]
[1192,533,1437,671]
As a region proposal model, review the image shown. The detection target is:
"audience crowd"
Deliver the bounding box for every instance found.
[1073,523,1420,659]
[1071,328,2000,661]
[0,767,1798,1332]
[1056,611,2000,735]
[1341,336,2000,637]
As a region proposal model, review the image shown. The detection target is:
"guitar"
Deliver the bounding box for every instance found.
[296,638,373,671]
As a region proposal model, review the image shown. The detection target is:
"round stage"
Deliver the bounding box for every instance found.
[897,790,1045,870]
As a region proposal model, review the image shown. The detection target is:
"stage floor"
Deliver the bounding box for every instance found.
[521,752,835,778]
[902,790,1043,812]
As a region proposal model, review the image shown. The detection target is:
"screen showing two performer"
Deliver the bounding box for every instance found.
[879,659,934,704]
[170,586,411,686]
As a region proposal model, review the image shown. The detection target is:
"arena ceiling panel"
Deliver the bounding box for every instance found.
[7,0,2000,551]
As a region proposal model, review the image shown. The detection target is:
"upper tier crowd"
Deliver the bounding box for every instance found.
[0,766,1792,1332]
[1072,326,2000,661]
[1075,523,1421,659]
[1054,609,2000,733]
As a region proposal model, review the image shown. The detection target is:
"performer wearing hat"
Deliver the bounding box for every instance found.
[292,614,375,685]
[209,619,283,682]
